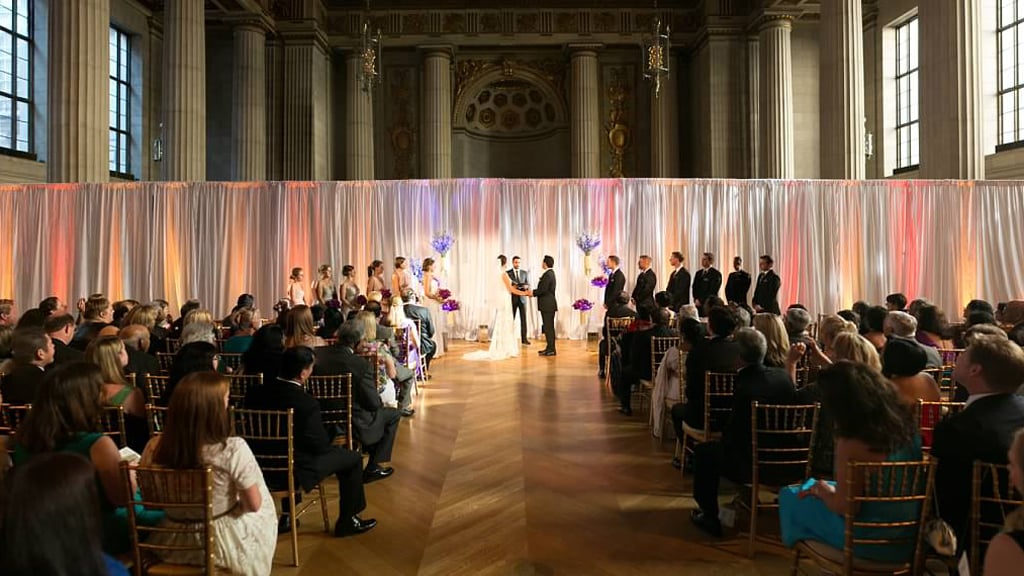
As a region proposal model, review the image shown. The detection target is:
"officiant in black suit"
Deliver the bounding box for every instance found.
[604,255,626,309]
[752,254,782,315]
[530,256,558,356]
[508,256,530,345]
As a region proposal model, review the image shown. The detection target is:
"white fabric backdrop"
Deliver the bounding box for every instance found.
[1,179,1021,339]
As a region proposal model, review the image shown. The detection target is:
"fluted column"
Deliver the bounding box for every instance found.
[920,0,984,179]
[820,0,865,179]
[345,52,375,180]
[651,54,679,178]
[231,24,266,181]
[570,46,601,178]
[421,47,453,179]
[162,0,206,181]
[747,35,760,179]
[758,16,794,178]
[265,37,284,180]
[47,0,109,183]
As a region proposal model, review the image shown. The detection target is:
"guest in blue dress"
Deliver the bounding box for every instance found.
[779,360,924,564]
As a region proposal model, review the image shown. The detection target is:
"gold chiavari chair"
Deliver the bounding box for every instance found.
[145,404,169,438]
[636,335,680,417]
[791,460,934,576]
[306,374,355,449]
[98,405,128,448]
[1,404,31,433]
[156,352,175,375]
[604,317,634,389]
[227,374,262,408]
[217,353,243,373]
[970,460,1024,576]
[793,367,812,390]
[232,408,329,567]
[165,338,182,354]
[414,318,429,381]
[122,462,224,575]
[740,402,819,556]
[915,400,966,453]
[807,322,819,341]
[665,350,689,444]
[145,374,171,406]
[920,368,956,402]
[937,348,965,367]
[679,372,737,474]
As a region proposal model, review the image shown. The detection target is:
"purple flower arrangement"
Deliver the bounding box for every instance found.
[575,232,601,255]
[572,299,594,312]
[356,295,367,307]
[590,276,609,288]
[431,231,455,256]
[327,298,342,309]
[380,288,392,300]
[410,257,424,282]
[438,288,452,300]
[598,256,613,275]
[441,299,460,312]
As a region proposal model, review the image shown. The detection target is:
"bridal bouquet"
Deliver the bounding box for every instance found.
[380,288,392,301]
[431,231,455,256]
[438,288,452,300]
[591,276,609,288]
[441,299,460,312]
[575,232,601,255]
[572,299,594,312]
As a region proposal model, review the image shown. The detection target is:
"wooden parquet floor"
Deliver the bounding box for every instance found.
[271,340,794,576]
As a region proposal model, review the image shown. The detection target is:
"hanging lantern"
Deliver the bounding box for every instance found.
[360,10,382,93]
[641,4,671,97]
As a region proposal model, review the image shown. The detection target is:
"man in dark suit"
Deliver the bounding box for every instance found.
[402,290,437,369]
[692,252,723,311]
[598,291,636,378]
[0,326,55,404]
[531,255,558,356]
[672,306,741,431]
[665,251,691,311]
[615,308,676,416]
[603,255,627,309]
[314,320,401,481]
[752,254,782,315]
[118,324,161,387]
[508,256,530,345]
[725,256,752,309]
[246,346,376,537]
[932,335,1024,548]
[43,313,84,367]
[70,296,115,350]
[631,255,657,311]
[690,327,799,536]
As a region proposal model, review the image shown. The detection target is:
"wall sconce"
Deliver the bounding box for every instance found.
[152,122,164,162]
[865,131,874,159]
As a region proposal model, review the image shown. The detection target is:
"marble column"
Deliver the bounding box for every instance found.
[650,54,679,178]
[758,15,794,178]
[282,36,329,180]
[570,46,601,178]
[231,24,266,181]
[421,47,453,179]
[162,0,206,181]
[747,35,760,179]
[47,0,109,183]
[265,37,284,181]
[820,0,865,179]
[345,52,375,180]
[920,0,984,179]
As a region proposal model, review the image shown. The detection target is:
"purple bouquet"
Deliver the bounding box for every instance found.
[598,256,613,275]
[575,232,601,255]
[431,231,455,256]
[410,257,424,282]
[327,298,342,310]
[356,295,367,306]
[572,299,594,312]
[438,288,452,300]
[380,288,392,300]
[591,276,609,288]
[441,299,460,312]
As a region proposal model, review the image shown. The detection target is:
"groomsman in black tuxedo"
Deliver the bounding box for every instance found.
[752,254,782,315]
[531,256,558,356]
[631,255,657,310]
[692,252,723,310]
[507,256,530,345]
[725,256,752,309]
[604,255,627,309]
[665,251,691,311]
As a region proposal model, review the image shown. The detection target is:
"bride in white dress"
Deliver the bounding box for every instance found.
[464,256,530,361]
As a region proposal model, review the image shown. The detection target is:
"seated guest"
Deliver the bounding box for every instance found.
[690,328,799,536]
[729,304,751,328]
[884,311,942,368]
[44,313,84,366]
[655,291,676,323]
[390,296,425,376]
[356,311,416,416]
[861,305,889,352]
[784,307,813,350]
[908,298,931,318]
[242,324,286,383]
[38,295,67,317]
[779,361,922,562]
[402,290,437,372]
[317,306,344,341]
[0,452,130,576]
[314,321,400,483]
[881,338,941,406]
[817,315,857,359]
[984,428,1024,575]
[0,324,13,361]
[284,305,326,348]
[836,308,860,327]
[12,363,161,552]
[246,346,376,537]
[598,290,636,379]
[752,313,790,368]
[140,371,276,573]
[86,336,145,419]
[886,292,908,312]
[169,299,201,340]
[119,324,160,379]
[223,308,259,353]
[70,296,114,350]
[680,306,742,429]
[14,308,47,328]
[0,326,55,404]
[0,298,17,325]
[363,300,400,358]
[701,295,726,318]
[147,301,171,352]
[163,341,219,406]
[112,300,139,327]
[655,317,705,442]
[916,304,954,349]
[933,335,1024,548]
[615,308,676,416]
[223,293,255,328]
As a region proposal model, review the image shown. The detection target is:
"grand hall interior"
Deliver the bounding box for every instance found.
[2,1,1024,576]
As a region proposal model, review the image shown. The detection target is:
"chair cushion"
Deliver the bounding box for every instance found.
[799,540,911,573]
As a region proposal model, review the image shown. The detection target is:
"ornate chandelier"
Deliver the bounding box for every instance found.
[360,1,382,93]
[641,1,671,97]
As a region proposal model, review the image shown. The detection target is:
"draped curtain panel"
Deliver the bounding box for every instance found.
[1,179,1021,339]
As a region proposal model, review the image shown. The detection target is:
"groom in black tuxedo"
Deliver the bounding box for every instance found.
[531,255,558,356]
[508,256,530,345]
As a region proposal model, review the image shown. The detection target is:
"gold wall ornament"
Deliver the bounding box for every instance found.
[455,57,567,107]
[388,69,417,179]
[605,68,632,178]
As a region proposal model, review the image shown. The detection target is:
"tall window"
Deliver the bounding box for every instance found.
[895,17,919,170]
[0,0,31,154]
[998,0,1024,146]
[109,27,131,176]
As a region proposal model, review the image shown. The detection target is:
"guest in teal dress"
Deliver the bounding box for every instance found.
[10,362,162,554]
[779,360,923,564]
[1,452,130,576]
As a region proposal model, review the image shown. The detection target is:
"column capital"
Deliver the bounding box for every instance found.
[224,12,276,35]
[755,13,795,31]
[566,43,603,58]
[278,20,329,52]
[418,45,455,59]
